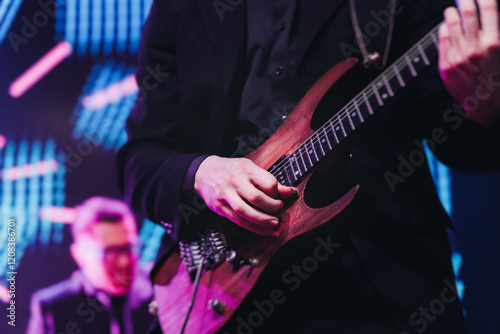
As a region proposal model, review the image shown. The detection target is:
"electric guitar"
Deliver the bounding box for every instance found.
[153,23,442,333]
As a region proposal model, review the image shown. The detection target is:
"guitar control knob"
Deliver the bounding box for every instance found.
[148,298,158,316]
[248,257,259,268]
[225,250,238,263]
[226,251,259,268]
[208,298,226,315]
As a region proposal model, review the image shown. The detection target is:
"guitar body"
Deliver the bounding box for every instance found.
[153,57,363,333]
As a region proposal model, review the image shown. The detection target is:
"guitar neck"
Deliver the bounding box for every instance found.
[270,23,441,187]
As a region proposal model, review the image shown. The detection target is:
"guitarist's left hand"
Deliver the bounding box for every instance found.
[439,0,500,126]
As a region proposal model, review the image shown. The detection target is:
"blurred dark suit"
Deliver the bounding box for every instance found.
[26,269,153,334]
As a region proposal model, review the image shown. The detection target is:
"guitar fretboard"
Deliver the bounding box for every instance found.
[270,24,441,187]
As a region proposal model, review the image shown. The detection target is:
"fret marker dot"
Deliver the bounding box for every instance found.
[414,57,420,63]
[351,112,356,117]
[321,139,325,143]
[309,150,313,154]
[335,126,340,131]
[295,171,299,175]
[382,93,388,99]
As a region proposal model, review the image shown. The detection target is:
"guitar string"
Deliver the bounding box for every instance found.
[280,29,438,173]
[273,24,439,177]
[267,27,439,181]
[277,25,440,176]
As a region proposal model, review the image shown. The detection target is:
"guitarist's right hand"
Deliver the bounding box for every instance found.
[194,155,297,235]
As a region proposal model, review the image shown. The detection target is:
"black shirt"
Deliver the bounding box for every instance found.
[236,0,299,155]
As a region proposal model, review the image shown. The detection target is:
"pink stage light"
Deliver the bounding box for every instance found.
[9,41,73,98]
[0,284,11,303]
[39,206,76,223]
[1,160,59,181]
[82,74,138,110]
[0,135,6,148]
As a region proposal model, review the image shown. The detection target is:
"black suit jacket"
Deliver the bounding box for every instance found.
[26,270,153,334]
[116,0,499,332]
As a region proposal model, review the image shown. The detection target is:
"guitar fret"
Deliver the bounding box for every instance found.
[341,114,353,136]
[349,108,362,129]
[308,147,318,165]
[393,65,405,87]
[310,142,322,164]
[299,149,308,172]
[277,171,291,187]
[294,152,304,175]
[338,114,347,137]
[431,32,439,48]
[305,142,314,166]
[313,141,325,163]
[388,75,404,98]
[287,158,298,182]
[418,44,430,65]
[322,126,332,150]
[345,109,355,129]
[398,61,416,84]
[372,85,383,106]
[363,92,374,114]
[405,55,417,76]
[310,138,320,161]
[323,121,337,145]
[331,122,340,143]
[411,49,428,73]
[354,100,364,122]
[383,76,394,97]
[316,132,325,155]
[271,160,292,186]
[290,154,301,178]
[423,41,438,61]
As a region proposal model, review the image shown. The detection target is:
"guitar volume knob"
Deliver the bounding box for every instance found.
[248,257,259,268]
[225,250,238,263]
[208,298,226,315]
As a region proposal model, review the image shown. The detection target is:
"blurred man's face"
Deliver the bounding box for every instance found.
[73,221,139,296]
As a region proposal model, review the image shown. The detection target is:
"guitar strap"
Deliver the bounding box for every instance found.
[349,0,396,70]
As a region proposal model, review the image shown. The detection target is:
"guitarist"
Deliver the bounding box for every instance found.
[117,0,500,333]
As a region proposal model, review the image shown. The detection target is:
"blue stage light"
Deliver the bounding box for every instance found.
[0,0,22,45]
[424,140,452,215]
[72,61,138,151]
[138,219,164,263]
[77,0,90,55]
[56,0,153,56]
[0,138,66,280]
[90,0,103,56]
[424,140,463,302]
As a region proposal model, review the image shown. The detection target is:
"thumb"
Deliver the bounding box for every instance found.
[277,183,298,199]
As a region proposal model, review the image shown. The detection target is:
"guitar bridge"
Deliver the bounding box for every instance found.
[179,231,228,273]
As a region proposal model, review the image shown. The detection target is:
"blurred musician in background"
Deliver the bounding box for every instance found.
[26,197,154,334]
